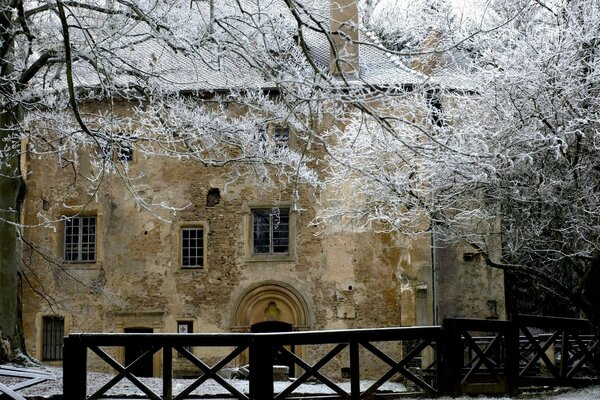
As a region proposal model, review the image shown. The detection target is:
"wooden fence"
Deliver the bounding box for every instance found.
[62,315,599,400]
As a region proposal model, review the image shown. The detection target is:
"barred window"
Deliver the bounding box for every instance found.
[181,228,204,268]
[64,216,96,262]
[42,316,64,361]
[252,208,289,254]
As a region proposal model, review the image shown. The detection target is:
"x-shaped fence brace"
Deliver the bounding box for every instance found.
[460,331,504,385]
[275,343,348,400]
[88,345,163,400]
[519,328,560,377]
[564,335,599,378]
[87,343,250,400]
[518,328,599,379]
[360,339,438,396]
[172,345,248,400]
[273,338,437,400]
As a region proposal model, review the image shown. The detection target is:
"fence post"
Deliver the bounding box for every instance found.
[441,319,463,396]
[349,339,360,400]
[560,330,569,379]
[249,335,274,400]
[505,319,520,396]
[435,329,444,394]
[63,335,87,400]
[163,345,173,400]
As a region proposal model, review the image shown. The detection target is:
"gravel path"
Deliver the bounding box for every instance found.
[2,364,600,399]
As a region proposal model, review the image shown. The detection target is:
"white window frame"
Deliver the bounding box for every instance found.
[181,227,205,268]
[64,216,97,263]
[176,221,209,270]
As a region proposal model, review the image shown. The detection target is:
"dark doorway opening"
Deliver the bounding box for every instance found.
[251,321,295,376]
[124,327,153,377]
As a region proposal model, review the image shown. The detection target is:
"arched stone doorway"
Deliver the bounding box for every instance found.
[230,281,311,371]
[231,281,311,330]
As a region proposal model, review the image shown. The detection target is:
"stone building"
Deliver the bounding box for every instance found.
[19,0,505,378]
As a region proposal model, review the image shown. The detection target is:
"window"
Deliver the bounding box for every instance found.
[64,216,96,262]
[116,144,134,162]
[177,321,194,354]
[273,126,289,149]
[181,227,204,268]
[42,316,64,361]
[252,208,289,254]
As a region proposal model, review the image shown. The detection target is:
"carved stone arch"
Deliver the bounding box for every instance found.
[230,281,311,332]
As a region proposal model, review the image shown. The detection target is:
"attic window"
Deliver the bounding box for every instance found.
[116,144,134,162]
[273,126,289,149]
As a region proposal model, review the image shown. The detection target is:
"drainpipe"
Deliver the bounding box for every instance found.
[431,220,438,326]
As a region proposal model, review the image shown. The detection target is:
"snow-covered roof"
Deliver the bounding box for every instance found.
[300,28,429,87]
[41,0,431,94]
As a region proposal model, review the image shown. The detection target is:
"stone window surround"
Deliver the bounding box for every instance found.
[58,207,104,269]
[175,319,196,357]
[258,123,293,150]
[242,202,297,263]
[41,316,64,361]
[35,312,71,365]
[252,208,290,254]
[64,215,97,263]
[175,221,209,270]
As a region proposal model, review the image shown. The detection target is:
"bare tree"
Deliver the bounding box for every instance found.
[5,0,598,366]
[0,0,312,362]
[319,0,600,342]
[1,0,429,361]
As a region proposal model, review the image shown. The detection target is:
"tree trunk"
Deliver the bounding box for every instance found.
[0,109,25,363]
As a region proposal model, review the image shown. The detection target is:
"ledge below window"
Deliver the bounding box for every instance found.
[62,261,101,270]
[245,253,296,263]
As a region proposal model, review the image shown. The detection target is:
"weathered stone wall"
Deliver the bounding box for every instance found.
[20,100,505,379]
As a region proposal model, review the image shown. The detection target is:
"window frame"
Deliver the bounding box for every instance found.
[41,316,64,361]
[243,203,296,262]
[272,125,290,149]
[181,227,205,269]
[176,221,209,270]
[252,208,290,255]
[63,216,97,263]
[115,143,134,162]
[176,320,195,356]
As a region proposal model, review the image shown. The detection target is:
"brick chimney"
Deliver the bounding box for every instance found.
[330,0,359,79]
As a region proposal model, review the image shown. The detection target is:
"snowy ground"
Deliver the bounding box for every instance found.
[2,364,600,399]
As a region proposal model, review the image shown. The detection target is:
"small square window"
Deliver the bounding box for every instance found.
[273,126,289,149]
[42,316,64,361]
[177,321,194,354]
[181,228,204,268]
[116,144,134,162]
[64,216,96,262]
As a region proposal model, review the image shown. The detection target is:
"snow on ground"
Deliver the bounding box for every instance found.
[2,364,600,399]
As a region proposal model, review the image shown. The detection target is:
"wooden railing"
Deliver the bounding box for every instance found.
[63,326,442,400]
[441,315,599,396]
[62,315,599,399]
